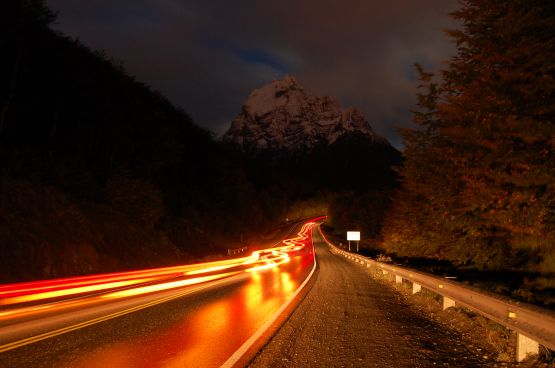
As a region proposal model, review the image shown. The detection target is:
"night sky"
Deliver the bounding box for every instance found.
[47,0,458,149]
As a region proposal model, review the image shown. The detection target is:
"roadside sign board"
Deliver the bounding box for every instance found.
[347,231,360,241]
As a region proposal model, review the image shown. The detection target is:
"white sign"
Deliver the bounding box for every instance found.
[347,231,360,241]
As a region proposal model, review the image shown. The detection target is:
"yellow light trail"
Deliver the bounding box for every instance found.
[0,217,324,322]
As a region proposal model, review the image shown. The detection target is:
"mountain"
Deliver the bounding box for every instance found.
[222,76,401,245]
[1,2,398,282]
[223,75,390,154]
[223,76,401,192]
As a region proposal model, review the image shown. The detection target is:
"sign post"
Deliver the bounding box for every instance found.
[347,231,360,253]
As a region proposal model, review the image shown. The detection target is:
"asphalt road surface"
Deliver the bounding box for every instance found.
[0,223,316,368]
[250,227,490,367]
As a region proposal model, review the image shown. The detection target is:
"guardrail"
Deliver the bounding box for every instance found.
[325,241,555,362]
[227,246,248,256]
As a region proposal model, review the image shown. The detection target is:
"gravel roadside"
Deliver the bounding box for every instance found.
[250,228,509,367]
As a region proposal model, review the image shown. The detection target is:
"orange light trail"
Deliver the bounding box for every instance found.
[0,217,325,322]
[0,277,162,306]
[100,272,243,299]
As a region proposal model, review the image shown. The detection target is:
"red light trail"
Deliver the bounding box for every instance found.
[0,218,324,324]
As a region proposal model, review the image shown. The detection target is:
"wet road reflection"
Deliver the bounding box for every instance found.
[57,229,315,368]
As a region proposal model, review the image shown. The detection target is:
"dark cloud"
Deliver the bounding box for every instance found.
[47,0,458,148]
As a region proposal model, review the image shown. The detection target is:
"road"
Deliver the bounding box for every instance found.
[250,227,491,367]
[0,220,319,368]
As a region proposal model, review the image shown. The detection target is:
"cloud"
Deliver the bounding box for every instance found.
[47,0,458,148]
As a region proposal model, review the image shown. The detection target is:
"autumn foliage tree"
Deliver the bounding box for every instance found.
[383,0,555,273]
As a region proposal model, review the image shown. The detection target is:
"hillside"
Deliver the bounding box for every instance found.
[0,2,403,283]
[0,2,274,281]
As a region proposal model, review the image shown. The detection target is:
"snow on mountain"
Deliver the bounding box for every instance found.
[223,75,389,153]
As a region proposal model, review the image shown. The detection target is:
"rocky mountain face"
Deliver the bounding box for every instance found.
[223,76,401,193]
[223,75,390,154]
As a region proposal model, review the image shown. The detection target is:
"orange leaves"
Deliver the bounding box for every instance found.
[384,0,555,268]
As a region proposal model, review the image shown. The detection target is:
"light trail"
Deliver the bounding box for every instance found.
[100,272,243,299]
[0,277,163,306]
[0,217,325,323]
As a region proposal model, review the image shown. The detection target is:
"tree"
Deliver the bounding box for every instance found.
[443,0,555,250]
[383,65,476,264]
[384,0,555,270]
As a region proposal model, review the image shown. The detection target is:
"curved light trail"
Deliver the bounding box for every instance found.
[0,217,325,327]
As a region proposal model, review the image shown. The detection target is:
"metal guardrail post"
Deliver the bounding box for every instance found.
[518,333,539,362]
[442,297,456,310]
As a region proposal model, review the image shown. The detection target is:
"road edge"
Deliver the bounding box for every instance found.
[219,226,320,368]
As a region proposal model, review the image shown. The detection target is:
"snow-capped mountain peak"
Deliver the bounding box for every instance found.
[223,75,388,153]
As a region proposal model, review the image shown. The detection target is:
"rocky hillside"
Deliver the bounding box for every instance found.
[223,75,390,154]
